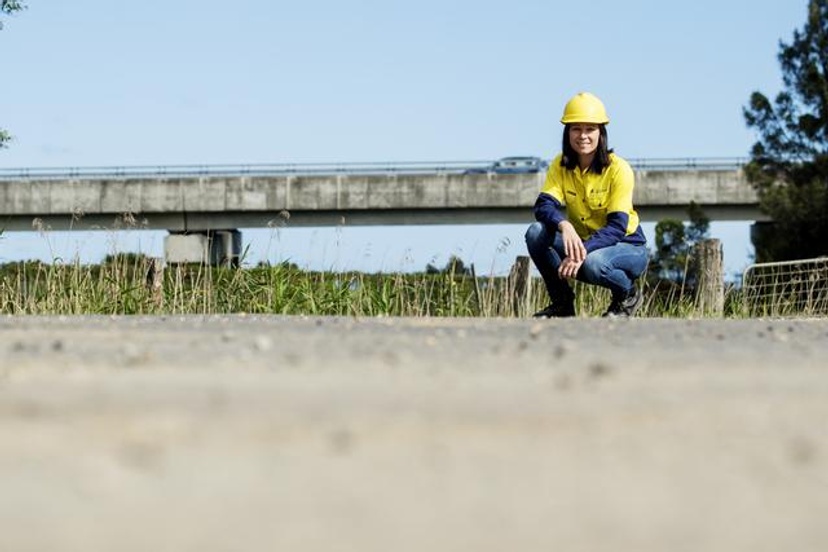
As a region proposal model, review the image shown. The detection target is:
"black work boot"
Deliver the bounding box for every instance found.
[602,286,643,318]
[533,290,576,318]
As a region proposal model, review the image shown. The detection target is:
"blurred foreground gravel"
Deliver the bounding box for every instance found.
[1,315,827,552]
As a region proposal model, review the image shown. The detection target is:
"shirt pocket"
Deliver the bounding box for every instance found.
[586,186,610,211]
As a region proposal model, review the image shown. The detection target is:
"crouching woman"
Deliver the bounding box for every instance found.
[526,92,648,318]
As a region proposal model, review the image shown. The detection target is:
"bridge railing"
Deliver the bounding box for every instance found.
[0,161,486,180]
[627,157,749,171]
[0,157,748,181]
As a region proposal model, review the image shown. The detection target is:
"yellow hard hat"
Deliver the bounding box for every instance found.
[560,92,610,125]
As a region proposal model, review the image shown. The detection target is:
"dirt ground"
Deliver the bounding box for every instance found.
[1,314,827,552]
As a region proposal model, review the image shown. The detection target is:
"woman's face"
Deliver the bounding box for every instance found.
[568,124,601,158]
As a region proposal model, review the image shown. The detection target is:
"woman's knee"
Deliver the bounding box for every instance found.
[524,222,547,248]
[580,256,604,281]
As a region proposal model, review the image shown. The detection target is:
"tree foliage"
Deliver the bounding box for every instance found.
[1,1,25,149]
[1,0,25,20]
[425,255,472,276]
[743,0,828,261]
[648,202,710,286]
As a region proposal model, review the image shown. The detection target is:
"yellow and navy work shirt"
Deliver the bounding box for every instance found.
[533,153,646,253]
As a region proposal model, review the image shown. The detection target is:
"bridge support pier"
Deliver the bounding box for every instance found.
[164,230,242,267]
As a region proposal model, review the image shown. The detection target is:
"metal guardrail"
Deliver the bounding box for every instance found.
[0,160,490,180]
[628,157,749,171]
[0,157,748,181]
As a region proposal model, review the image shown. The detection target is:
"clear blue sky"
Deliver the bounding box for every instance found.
[0,0,806,278]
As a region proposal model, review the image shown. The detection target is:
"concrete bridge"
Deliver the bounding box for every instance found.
[0,160,760,264]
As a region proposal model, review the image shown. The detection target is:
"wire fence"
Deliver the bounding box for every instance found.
[741,257,828,317]
[0,157,748,181]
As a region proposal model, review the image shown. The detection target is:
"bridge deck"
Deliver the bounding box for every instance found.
[0,166,760,232]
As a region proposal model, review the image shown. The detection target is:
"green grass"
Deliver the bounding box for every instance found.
[0,254,751,317]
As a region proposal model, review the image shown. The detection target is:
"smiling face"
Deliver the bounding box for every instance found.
[568,123,601,158]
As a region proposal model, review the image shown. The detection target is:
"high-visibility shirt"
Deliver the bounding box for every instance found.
[533,153,646,252]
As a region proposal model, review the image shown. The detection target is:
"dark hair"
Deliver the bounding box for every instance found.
[560,124,613,174]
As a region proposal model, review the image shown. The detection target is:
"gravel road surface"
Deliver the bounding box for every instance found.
[1,315,827,552]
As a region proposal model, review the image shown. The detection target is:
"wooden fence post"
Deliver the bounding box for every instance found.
[509,255,532,317]
[694,239,724,317]
[146,257,164,307]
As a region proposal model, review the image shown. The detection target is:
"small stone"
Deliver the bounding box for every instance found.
[121,343,150,367]
[253,335,273,352]
[554,374,572,391]
[588,361,613,379]
[553,340,573,359]
[789,437,818,466]
[328,428,355,454]
[382,350,400,367]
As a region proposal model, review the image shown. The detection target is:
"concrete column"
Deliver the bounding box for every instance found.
[165,230,241,267]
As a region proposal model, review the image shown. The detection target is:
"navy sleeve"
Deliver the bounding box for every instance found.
[533,194,566,231]
[583,212,629,252]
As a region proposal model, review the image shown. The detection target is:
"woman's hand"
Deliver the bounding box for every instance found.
[558,257,583,280]
[558,221,586,263]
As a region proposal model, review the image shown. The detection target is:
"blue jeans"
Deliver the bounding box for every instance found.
[525,221,649,300]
